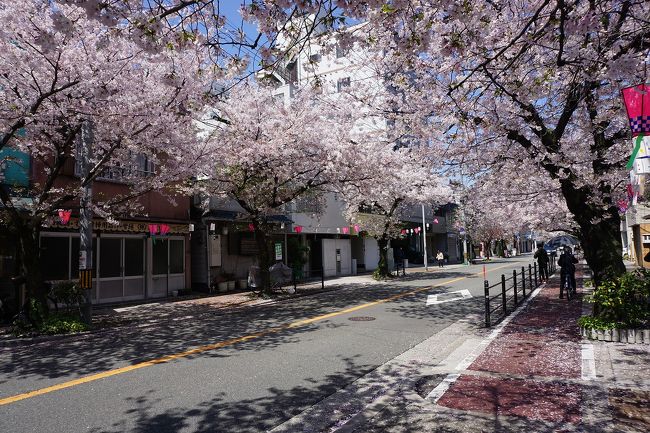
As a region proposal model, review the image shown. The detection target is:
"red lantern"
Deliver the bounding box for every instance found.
[248,223,255,232]
[159,224,170,235]
[622,84,650,136]
[401,229,407,235]
[58,209,71,225]
[342,227,349,234]
[354,224,360,233]
[294,225,303,233]
[148,224,159,235]
[433,218,439,224]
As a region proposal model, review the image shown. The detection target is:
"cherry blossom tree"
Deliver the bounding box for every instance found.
[0,1,211,311]
[196,83,368,293]
[337,142,450,278]
[328,0,650,283]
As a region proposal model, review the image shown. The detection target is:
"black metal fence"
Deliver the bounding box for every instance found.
[483,258,557,327]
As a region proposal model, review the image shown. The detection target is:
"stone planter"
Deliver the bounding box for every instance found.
[603,329,612,342]
[227,281,236,291]
[238,279,248,290]
[635,329,644,344]
[582,326,649,344]
[217,282,228,293]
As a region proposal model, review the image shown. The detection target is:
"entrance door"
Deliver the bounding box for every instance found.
[97,236,145,303]
[151,237,185,297]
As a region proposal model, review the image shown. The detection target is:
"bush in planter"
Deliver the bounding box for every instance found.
[581,270,650,329]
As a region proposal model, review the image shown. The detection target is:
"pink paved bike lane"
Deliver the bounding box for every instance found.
[437,272,584,425]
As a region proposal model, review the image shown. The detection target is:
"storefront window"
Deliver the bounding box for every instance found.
[152,239,168,275]
[124,239,144,276]
[169,240,184,274]
[41,236,70,280]
[99,238,122,278]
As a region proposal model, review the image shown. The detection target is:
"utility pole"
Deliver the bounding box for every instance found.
[79,120,94,325]
[421,204,428,270]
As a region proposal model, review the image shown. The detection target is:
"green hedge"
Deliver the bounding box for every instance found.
[580,269,650,329]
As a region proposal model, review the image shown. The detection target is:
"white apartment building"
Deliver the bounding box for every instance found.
[258,21,460,274]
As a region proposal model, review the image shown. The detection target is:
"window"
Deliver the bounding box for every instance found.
[75,142,155,182]
[309,53,322,63]
[169,240,184,274]
[337,77,351,92]
[152,239,168,275]
[99,238,122,278]
[124,239,144,276]
[41,237,70,280]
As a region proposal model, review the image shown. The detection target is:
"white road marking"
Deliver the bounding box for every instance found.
[581,343,597,381]
[426,289,473,305]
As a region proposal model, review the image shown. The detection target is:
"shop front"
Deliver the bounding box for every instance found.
[42,218,189,304]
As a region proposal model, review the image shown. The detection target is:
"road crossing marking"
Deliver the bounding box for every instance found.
[0,262,517,406]
[426,289,472,305]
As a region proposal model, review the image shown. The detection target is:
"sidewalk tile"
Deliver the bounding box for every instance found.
[438,375,582,424]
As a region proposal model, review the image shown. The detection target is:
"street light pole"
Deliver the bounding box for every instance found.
[421,204,428,270]
[79,120,94,325]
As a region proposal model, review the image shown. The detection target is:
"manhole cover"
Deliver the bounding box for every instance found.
[348,316,376,321]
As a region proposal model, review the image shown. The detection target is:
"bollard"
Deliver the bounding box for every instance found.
[321,265,325,290]
[513,269,517,304]
[528,264,533,292]
[512,270,518,306]
[521,266,526,298]
[501,274,507,315]
[484,279,491,327]
[534,262,538,286]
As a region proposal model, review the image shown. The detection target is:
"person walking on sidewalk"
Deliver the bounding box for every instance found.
[534,244,549,281]
[436,250,444,268]
[558,246,578,298]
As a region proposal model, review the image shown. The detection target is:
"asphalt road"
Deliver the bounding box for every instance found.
[0,257,534,433]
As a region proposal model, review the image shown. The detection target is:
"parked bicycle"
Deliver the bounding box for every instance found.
[248,263,295,295]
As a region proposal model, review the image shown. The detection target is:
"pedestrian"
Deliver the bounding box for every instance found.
[558,246,578,298]
[436,250,444,268]
[534,244,549,281]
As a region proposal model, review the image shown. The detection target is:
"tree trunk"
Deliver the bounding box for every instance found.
[252,219,272,295]
[375,237,391,278]
[16,221,48,323]
[560,182,625,285]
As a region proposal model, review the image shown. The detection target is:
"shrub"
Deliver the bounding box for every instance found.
[583,270,650,328]
[40,313,89,335]
[48,281,85,314]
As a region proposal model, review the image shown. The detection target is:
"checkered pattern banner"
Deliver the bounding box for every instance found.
[629,115,650,134]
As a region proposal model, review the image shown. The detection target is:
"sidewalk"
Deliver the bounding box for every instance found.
[271,267,650,433]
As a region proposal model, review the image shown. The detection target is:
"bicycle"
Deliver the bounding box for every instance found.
[248,263,296,296]
[562,272,576,301]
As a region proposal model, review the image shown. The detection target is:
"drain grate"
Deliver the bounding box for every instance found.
[348,316,376,322]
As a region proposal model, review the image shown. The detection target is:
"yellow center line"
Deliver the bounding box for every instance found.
[0,261,519,406]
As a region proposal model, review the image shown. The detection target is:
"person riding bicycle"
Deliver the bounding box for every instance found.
[558,246,578,299]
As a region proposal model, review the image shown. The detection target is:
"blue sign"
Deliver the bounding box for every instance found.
[0,147,30,187]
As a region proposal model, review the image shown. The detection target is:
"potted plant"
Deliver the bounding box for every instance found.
[213,273,228,293]
[223,272,236,291]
